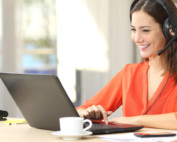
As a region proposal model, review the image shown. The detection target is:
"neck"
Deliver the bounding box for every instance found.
[148,56,165,74]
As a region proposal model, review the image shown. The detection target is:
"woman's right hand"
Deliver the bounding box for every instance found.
[77,105,112,124]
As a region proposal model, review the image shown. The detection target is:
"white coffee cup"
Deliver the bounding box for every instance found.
[59,117,92,134]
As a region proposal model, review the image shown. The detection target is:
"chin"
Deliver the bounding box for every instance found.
[140,53,149,59]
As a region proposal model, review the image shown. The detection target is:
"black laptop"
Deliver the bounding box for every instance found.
[0,73,143,134]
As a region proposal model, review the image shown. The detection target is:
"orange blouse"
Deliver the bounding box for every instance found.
[77,62,177,119]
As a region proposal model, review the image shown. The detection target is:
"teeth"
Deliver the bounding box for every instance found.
[139,45,149,49]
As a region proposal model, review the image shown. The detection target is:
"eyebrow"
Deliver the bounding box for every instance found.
[130,25,151,29]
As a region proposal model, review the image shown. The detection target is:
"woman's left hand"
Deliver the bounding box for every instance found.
[110,113,177,130]
[110,116,140,125]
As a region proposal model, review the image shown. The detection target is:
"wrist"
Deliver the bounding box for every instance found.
[135,115,143,125]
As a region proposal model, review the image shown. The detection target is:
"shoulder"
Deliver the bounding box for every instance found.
[123,61,148,72]
[112,62,148,80]
[105,62,148,89]
[117,62,149,79]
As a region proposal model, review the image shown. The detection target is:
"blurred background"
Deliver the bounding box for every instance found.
[0,0,176,118]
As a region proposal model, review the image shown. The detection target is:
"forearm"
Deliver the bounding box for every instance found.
[137,113,177,130]
[110,112,177,130]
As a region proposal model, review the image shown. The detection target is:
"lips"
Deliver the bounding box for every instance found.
[139,45,150,49]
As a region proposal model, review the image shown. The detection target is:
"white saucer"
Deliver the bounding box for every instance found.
[52,131,93,140]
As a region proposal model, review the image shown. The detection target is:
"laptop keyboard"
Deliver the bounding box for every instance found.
[86,121,126,129]
[91,122,121,130]
[85,122,122,134]
[84,121,143,135]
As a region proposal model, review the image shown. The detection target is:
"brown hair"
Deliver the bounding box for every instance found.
[130,0,177,83]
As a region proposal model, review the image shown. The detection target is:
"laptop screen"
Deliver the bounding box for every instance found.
[0,73,79,130]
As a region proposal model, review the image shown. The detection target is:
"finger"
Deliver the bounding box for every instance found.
[83,109,92,119]
[97,105,108,124]
[87,107,96,118]
[92,105,101,119]
[107,111,113,116]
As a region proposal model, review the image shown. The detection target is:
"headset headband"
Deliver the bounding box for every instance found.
[131,0,177,31]
[155,0,177,31]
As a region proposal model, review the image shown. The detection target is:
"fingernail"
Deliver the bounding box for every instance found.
[105,120,108,125]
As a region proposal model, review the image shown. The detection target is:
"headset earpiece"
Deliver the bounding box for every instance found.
[163,17,174,40]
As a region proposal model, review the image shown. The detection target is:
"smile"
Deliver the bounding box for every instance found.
[139,45,150,49]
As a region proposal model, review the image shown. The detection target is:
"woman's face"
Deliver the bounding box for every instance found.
[131,10,166,59]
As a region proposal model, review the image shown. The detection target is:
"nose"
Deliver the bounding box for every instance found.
[133,32,143,43]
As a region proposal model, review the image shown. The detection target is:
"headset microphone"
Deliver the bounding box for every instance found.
[157,28,177,55]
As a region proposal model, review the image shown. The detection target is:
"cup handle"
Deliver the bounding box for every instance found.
[83,119,92,131]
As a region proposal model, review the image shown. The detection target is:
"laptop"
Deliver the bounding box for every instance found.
[0,72,143,134]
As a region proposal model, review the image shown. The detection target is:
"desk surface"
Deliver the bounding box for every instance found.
[1,121,177,142]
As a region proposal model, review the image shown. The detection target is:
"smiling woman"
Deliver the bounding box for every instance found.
[77,0,177,130]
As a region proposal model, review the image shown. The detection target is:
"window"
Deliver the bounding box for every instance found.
[22,0,57,74]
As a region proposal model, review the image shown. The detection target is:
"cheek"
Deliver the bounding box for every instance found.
[159,34,166,45]
[152,30,166,46]
[154,34,166,48]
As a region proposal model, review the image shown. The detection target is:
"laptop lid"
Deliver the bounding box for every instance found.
[0,73,79,130]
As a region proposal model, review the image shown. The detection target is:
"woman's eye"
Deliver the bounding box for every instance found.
[131,28,136,32]
[142,29,150,33]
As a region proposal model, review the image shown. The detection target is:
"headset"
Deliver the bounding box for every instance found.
[156,0,177,55]
[131,0,177,56]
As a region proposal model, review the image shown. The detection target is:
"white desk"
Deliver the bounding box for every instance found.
[1,121,177,142]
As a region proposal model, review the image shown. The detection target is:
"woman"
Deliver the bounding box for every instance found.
[77,0,177,130]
